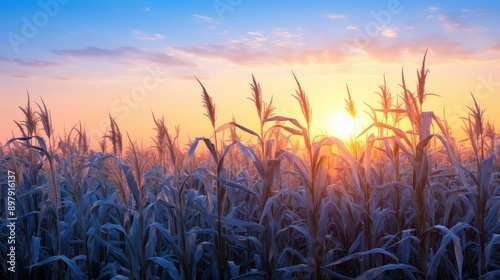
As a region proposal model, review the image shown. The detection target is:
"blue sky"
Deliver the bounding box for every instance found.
[1,0,499,145]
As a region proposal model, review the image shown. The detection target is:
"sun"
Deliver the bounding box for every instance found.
[329,111,356,140]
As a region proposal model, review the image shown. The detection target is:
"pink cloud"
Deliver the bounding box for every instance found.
[10,74,36,79]
[433,14,487,33]
[0,56,58,68]
[488,43,500,52]
[173,32,494,68]
[379,26,398,39]
[346,35,485,64]
[52,46,194,67]
[173,41,346,66]
[403,20,415,29]
[173,45,274,65]
[6,73,77,81]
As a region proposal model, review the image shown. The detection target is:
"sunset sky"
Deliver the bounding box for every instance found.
[1,1,499,147]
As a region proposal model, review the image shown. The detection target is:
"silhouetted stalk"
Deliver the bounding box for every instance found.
[36,97,63,278]
[292,72,328,279]
[345,84,357,159]
[196,77,225,276]
[400,50,437,278]
[249,74,275,160]
[463,93,487,276]
[104,115,123,157]
[248,74,277,276]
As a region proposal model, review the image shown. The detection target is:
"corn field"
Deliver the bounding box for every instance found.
[1,52,500,279]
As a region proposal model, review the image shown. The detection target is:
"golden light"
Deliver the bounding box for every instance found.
[329,111,356,140]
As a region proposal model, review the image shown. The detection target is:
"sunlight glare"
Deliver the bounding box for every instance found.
[330,111,356,140]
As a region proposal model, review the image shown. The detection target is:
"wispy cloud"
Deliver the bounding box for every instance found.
[248,31,263,36]
[343,35,486,64]
[346,25,358,31]
[174,40,346,66]
[428,6,439,11]
[273,28,303,38]
[488,43,500,52]
[379,26,398,38]
[434,14,487,33]
[53,46,193,67]
[403,20,415,29]
[228,38,263,48]
[9,74,36,79]
[192,14,218,24]
[248,31,269,42]
[0,56,58,68]
[326,13,347,19]
[173,33,486,67]
[132,30,165,41]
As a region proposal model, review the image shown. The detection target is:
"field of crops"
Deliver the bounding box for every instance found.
[1,53,500,279]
